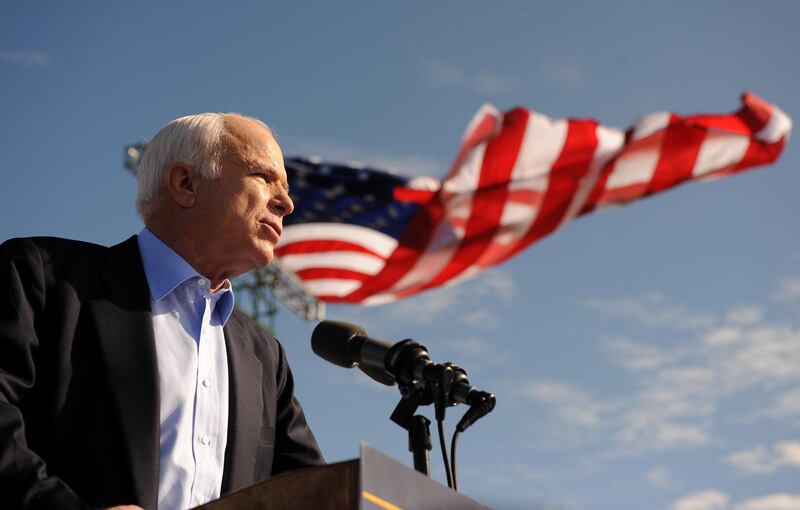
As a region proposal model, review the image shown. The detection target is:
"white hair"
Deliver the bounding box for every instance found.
[136,113,273,219]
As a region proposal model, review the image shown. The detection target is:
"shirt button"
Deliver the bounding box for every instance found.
[197,278,208,288]
[202,379,212,388]
[196,496,205,505]
[200,435,211,445]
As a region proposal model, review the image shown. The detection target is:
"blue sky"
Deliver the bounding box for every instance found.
[2,2,799,509]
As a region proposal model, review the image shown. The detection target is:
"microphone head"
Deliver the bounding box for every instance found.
[311,320,366,368]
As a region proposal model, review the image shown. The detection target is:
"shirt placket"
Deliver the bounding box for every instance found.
[190,278,219,507]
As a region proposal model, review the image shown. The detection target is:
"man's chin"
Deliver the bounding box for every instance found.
[253,246,275,268]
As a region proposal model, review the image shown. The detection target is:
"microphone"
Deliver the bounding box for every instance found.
[311,320,496,426]
[311,320,396,386]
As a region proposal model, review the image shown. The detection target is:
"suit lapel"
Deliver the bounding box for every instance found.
[89,236,160,509]
[221,313,264,493]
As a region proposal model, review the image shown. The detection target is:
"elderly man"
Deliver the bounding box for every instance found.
[0,114,324,509]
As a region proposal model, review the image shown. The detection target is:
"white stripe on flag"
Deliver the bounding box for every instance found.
[443,142,487,194]
[632,111,671,141]
[387,144,488,295]
[756,104,792,143]
[305,279,363,297]
[559,125,625,226]
[462,104,502,140]
[480,113,565,253]
[606,142,662,190]
[279,223,398,257]
[280,252,386,275]
[361,292,397,306]
[692,132,750,177]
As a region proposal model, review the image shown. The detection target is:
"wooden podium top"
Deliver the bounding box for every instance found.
[198,444,489,510]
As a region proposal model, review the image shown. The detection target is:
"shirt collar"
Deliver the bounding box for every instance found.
[137,228,235,325]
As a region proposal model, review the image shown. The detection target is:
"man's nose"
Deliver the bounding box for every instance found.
[270,191,294,217]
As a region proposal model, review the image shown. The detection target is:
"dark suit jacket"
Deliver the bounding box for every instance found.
[0,236,324,509]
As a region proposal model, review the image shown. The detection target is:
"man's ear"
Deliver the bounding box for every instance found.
[163,163,199,208]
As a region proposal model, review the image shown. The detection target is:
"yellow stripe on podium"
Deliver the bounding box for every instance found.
[362,490,403,510]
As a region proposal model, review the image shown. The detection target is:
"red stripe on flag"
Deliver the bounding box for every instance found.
[394,187,437,204]
[276,240,383,258]
[339,113,507,303]
[507,188,545,204]
[295,267,373,282]
[446,108,502,180]
[579,131,630,215]
[646,116,705,195]
[498,118,599,264]
[339,196,446,302]
[727,138,786,177]
[595,132,662,205]
[738,91,773,133]
[670,93,770,136]
[415,108,530,292]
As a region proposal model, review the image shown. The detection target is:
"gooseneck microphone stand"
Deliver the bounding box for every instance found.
[385,339,494,490]
[390,386,433,475]
[310,320,496,490]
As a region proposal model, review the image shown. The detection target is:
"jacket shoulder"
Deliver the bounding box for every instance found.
[0,236,140,299]
[227,308,289,362]
[1,236,109,262]
[228,309,278,344]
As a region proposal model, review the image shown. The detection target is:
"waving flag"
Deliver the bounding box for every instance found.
[278,92,791,305]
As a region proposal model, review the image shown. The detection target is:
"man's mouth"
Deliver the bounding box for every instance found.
[259,220,282,240]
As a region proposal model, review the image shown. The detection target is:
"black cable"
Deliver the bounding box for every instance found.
[437,418,453,488]
[450,430,461,491]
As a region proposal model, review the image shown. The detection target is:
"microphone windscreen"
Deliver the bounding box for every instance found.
[311,320,366,368]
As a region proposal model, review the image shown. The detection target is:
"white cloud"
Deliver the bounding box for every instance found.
[367,267,516,328]
[605,337,687,371]
[610,323,800,452]
[725,444,776,475]
[335,268,517,365]
[608,361,716,452]
[423,60,465,87]
[473,70,523,95]
[715,325,800,391]
[733,493,800,510]
[726,306,763,326]
[497,278,800,501]
[523,381,611,428]
[423,59,522,95]
[479,463,552,486]
[670,489,729,510]
[774,277,800,303]
[724,441,800,475]
[0,49,49,66]
[759,387,800,421]
[540,55,587,88]
[617,418,710,452]
[441,337,509,369]
[580,293,717,330]
[545,288,800,455]
[705,326,743,346]
[645,465,675,489]
[518,355,717,453]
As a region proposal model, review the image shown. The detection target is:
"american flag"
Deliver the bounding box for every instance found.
[277,92,791,305]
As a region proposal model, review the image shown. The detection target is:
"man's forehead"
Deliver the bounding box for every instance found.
[219,115,289,189]
[222,115,278,151]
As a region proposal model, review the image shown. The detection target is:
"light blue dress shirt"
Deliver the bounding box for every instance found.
[137,228,235,510]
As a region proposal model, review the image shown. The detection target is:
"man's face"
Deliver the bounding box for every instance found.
[195,116,294,278]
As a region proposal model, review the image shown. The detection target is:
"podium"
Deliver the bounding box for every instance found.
[198,444,489,509]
